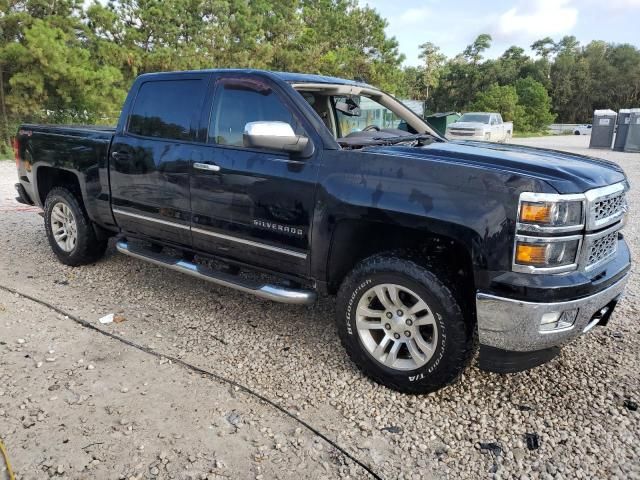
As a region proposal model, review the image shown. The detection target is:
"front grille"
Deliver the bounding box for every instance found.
[585,231,618,270]
[448,130,475,136]
[593,193,626,223]
[586,184,627,230]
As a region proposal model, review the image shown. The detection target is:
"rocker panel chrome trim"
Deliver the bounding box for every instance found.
[191,227,307,259]
[113,208,307,259]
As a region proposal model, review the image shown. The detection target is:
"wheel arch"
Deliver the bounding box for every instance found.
[325,219,476,311]
[35,166,83,207]
[36,166,111,241]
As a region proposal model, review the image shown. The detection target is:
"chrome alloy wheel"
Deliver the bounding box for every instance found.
[50,201,78,252]
[356,283,439,371]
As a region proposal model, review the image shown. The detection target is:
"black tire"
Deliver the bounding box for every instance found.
[336,254,474,394]
[44,187,107,266]
[574,130,581,135]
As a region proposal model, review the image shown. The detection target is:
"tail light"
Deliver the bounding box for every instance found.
[12,137,20,169]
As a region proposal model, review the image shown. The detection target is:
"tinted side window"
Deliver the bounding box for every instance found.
[210,78,300,146]
[128,79,206,141]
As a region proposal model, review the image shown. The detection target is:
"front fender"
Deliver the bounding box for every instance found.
[312,149,555,291]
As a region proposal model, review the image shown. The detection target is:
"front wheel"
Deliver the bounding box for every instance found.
[44,187,107,266]
[336,255,474,394]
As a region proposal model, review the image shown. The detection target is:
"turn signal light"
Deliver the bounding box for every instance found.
[515,243,547,265]
[514,238,580,269]
[520,203,552,223]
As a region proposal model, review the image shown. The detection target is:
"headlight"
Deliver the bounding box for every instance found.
[517,192,585,233]
[514,237,581,270]
[519,200,583,228]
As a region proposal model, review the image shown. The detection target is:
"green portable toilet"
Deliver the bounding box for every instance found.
[426,112,461,136]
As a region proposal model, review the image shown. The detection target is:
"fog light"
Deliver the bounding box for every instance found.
[539,309,579,332]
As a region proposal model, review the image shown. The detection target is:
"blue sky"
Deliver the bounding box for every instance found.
[365,0,640,65]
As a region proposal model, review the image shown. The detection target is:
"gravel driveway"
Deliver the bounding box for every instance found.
[1,135,639,479]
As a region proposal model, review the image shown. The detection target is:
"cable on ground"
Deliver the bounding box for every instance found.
[0,284,383,480]
[0,438,16,480]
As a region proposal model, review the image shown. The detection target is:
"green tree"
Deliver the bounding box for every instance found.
[471,84,521,122]
[463,33,492,64]
[514,77,555,131]
[4,19,125,123]
[531,37,555,59]
[417,41,446,99]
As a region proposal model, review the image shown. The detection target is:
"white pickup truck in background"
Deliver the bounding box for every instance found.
[573,124,592,135]
[446,112,513,142]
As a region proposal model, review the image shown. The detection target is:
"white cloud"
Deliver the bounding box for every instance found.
[597,0,640,10]
[396,7,431,25]
[494,0,578,40]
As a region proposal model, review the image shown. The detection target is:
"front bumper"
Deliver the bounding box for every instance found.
[476,272,629,372]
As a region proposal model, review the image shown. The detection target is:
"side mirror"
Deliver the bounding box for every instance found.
[243,121,310,154]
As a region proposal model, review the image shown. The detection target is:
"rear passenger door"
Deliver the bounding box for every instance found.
[189,74,320,277]
[110,73,209,247]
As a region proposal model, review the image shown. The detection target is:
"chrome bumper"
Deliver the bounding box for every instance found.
[476,273,629,352]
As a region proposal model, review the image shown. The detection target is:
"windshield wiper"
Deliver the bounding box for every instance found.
[371,133,443,145]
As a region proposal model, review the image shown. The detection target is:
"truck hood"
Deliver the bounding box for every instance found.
[368,140,626,194]
[447,122,487,130]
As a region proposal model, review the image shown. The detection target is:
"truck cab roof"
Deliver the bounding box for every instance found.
[136,69,373,89]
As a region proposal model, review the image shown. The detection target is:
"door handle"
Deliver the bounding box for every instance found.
[111,151,131,161]
[193,162,221,172]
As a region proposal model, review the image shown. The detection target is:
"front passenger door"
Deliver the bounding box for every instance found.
[189,75,319,277]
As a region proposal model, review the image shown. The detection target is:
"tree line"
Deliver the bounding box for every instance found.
[402,34,640,132]
[1,0,639,153]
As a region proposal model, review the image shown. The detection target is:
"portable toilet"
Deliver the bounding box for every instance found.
[613,109,640,151]
[589,109,617,149]
[624,110,640,153]
[426,112,461,136]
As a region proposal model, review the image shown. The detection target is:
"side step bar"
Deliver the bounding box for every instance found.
[116,240,316,305]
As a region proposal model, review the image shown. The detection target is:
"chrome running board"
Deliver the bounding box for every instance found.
[116,240,316,305]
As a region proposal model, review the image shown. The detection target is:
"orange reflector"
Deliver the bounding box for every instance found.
[516,243,547,265]
[520,202,552,223]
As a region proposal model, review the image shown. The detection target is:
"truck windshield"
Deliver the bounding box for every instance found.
[458,114,491,123]
[335,96,405,137]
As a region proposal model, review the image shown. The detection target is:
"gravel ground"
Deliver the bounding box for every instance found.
[0,289,344,480]
[0,135,639,479]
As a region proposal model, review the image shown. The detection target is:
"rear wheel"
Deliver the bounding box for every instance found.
[44,187,107,266]
[336,254,474,394]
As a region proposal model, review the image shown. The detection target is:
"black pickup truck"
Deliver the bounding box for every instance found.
[14,69,631,393]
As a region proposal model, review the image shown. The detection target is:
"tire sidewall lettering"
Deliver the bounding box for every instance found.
[409,311,446,381]
[345,278,372,336]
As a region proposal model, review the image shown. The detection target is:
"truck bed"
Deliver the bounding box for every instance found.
[19,123,116,141]
[16,123,116,227]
